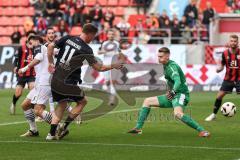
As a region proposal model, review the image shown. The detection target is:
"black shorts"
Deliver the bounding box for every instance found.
[51,88,85,103]
[220,80,240,93]
[16,76,35,87]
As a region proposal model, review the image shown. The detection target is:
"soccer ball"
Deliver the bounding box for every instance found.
[220,102,237,117]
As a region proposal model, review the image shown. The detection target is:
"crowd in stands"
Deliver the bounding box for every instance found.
[8,0,240,45]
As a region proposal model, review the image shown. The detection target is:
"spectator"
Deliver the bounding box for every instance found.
[24,17,34,33]
[45,0,61,25]
[135,0,152,14]
[98,22,111,43]
[179,16,192,44]
[103,8,115,27]
[89,2,103,31]
[184,0,198,28]
[232,0,240,13]
[202,1,215,33]
[116,17,131,37]
[11,27,22,44]
[73,0,86,26]
[36,14,48,34]
[171,19,180,44]
[146,13,159,44]
[158,10,169,27]
[56,19,69,37]
[61,0,75,28]
[33,0,46,17]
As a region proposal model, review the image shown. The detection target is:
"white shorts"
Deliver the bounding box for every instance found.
[26,85,52,105]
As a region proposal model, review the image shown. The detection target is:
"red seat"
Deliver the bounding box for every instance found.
[98,0,107,6]
[119,0,129,6]
[0,16,11,25]
[19,0,29,6]
[0,27,6,35]
[113,16,122,26]
[115,7,124,16]
[86,0,96,6]
[0,0,11,6]
[108,0,118,6]
[4,7,17,16]
[0,36,12,45]
[70,26,82,36]
[6,26,14,36]
[11,16,23,25]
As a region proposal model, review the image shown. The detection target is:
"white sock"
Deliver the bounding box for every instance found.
[41,110,52,124]
[66,105,73,112]
[49,97,55,113]
[24,109,37,132]
[109,84,116,95]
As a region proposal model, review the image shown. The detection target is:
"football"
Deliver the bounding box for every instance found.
[221,102,237,117]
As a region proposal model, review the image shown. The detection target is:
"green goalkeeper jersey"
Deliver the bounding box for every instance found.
[163,60,189,94]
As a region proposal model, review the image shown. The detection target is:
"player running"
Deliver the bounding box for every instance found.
[98,29,126,106]
[205,34,240,121]
[46,23,124,140]
[128,47,210,137]
[18,35,54,137]
[10,31,37,115]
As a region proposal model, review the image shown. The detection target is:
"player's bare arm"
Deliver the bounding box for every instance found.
[18,59,40,74]
[92,61,124,71]
[47,42,55,73]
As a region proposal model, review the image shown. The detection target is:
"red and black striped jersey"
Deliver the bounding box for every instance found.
[222,48,240,81]
[13,44,36,77]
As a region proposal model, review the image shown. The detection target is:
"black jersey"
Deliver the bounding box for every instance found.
[54,35,97,84]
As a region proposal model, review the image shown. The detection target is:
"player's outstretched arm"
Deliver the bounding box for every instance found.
[91,62,124,72]
[47,42,55,73]
[18,59,40,74]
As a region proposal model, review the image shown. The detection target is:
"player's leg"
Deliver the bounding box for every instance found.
[174,106,210,137]
[108,79,117,106]
[34,104,52,124]
[48,97,55,113]
[20,98,39,137]
[10,85,24,115]
[47,101,67,140]
[205,91,226,121]
[27,81,35,90]
[128,96,168,134]
[58,98,87,139]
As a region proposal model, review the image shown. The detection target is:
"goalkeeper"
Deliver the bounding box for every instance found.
[128,47,210,137]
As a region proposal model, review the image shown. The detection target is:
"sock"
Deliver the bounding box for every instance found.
[50,124,58,136]
[135,107,150,129]
[41,110,52,124]
[49,97,55,113]
[65,106,73,112]
[64,116,75,130]
[24,109,37,132]
[12,95,19,105]
[180,114,204,132]
[213,98,222,114]
[109,84,116,95]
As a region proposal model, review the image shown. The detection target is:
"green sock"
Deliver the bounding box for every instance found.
[180,114,204,132]
[135,107,150,129]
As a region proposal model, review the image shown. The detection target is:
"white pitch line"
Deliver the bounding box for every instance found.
[0,140,239,151]
[0,108,140,126]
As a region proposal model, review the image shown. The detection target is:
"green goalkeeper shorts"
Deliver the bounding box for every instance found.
[157,93,190,109]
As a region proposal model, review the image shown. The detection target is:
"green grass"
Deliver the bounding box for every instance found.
[0,89,240,160]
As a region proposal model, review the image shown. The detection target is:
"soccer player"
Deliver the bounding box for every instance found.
[10,31,37,115]
[128,47,210,137]
[205,34,240,121]
[19,35,54,137]
[98,29,126,106]
[46,23,124,140]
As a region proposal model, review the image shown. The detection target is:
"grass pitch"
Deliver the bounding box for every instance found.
[0,89,240,160]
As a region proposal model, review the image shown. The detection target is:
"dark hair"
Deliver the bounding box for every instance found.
[82,23,98,34]
[230,34,238,40]
[28,35,43,43]
[46,27,55,34]
[158,47,170,54]
[26,30,37,37]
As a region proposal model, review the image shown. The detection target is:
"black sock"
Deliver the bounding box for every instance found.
[64,116,75,130]
[12,95,19,105]
[50,124,58,136]
[213,98,222,114]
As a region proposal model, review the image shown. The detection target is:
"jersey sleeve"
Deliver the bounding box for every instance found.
[54,35,70,48]
[168,65,181,91]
